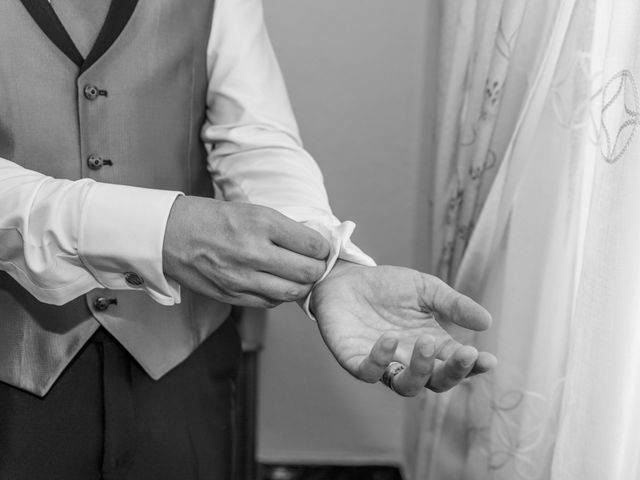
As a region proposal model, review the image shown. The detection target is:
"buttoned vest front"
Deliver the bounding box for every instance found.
[0,0,231,396]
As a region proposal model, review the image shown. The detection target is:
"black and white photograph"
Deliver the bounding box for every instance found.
[0,0,637,479]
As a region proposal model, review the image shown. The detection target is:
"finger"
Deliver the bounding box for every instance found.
[261,246,327,284]
[228,293,283,309]
[391,336,436,397]
[270,215,331,260]
[174,268,283,309]
[435,339,496,373]
[418,275,492,331]
[426,345,478,393]
[435,337,464,361]
[356,335,398,383]
[467,352,498,377]
[243,272,313,303]
[436,340,496,378]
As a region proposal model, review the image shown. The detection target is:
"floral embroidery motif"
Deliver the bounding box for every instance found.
[457,221,475,245]
[600,69,639,163]
[495,14,522,60]
[436,240,455,279]
[485,80,503,107]
[467,370,566,479]
[469,150,498,180]
[550,52,600,132]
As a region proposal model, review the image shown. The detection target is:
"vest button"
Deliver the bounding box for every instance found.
[94,297,118,312]
[87,155,113,170]
[87,155,103,170]
[83,84,100,100]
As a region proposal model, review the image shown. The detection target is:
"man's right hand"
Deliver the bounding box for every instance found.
[162,196,330,308]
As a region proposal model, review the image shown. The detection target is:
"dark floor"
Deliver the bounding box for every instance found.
[261,465,403,480]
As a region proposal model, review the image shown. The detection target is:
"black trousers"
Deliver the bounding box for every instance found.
[0,320,242,480]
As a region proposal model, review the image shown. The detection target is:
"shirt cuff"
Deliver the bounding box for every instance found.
[78,183,183,306]
[300,219,376,319]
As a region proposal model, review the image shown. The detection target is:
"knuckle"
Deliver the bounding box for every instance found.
[260,299,281,309]
[247,208,270,231]
[371,356,389,369]
[222,274,245,294]
[306,235,328,259]
[240,295,279,309]
[263,208,283,228]
[225,290,242,300]
[313,261,327,278]
[282,286,308,302]
[297,284,312,297]
[260,213,276,231]
[257,204,275,218]
[242,247,261,264]
[302,262,325,282]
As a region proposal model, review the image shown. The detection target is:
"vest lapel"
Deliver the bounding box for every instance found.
[19,0,83,67]
[18,0,139,73]
[82,0,138,73]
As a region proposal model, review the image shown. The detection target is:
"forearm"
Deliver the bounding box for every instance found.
[203,0,374,280]
[0,158,181,305]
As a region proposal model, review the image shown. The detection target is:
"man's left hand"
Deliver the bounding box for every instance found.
[310,261,497,397]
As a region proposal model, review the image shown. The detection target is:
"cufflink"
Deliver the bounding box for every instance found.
[124,272,144,287]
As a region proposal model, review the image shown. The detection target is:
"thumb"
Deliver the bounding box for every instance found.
[418,274,492,331]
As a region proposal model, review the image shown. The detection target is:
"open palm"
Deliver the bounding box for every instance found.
[311,262,496,396]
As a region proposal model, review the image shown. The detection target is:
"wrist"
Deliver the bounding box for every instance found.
[322,259,367,279]
[162,195,189,279]
[308,260,370,316]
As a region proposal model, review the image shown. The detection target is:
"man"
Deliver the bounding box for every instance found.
[0,0,496,478]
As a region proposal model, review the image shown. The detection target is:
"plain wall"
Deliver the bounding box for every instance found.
[257,0,439,467]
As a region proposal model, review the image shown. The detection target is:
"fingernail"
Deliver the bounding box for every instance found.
[420,341,435,357]
[461,356,475,367]
[382,337,397,349]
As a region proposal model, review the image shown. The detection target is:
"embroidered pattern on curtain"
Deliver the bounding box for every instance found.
[413,0,640,478]
[430,0,529,283]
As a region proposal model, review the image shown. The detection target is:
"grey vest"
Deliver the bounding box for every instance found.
[0,0,231,396]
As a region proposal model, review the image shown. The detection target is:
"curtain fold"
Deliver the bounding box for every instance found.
[414,0,640,478]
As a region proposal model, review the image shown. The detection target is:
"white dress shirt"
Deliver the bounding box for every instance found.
[0,0,374,308]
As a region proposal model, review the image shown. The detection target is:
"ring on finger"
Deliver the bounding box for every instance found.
[380,362,405,392]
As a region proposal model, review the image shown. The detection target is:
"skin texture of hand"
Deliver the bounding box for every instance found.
[162,196,330,308]
[310,261,498,397]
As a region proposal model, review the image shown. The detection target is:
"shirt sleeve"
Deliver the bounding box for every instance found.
[0,158,182,306]
[202,0,376,296]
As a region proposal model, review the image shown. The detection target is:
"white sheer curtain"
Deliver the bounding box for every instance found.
[413,0,640,478]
